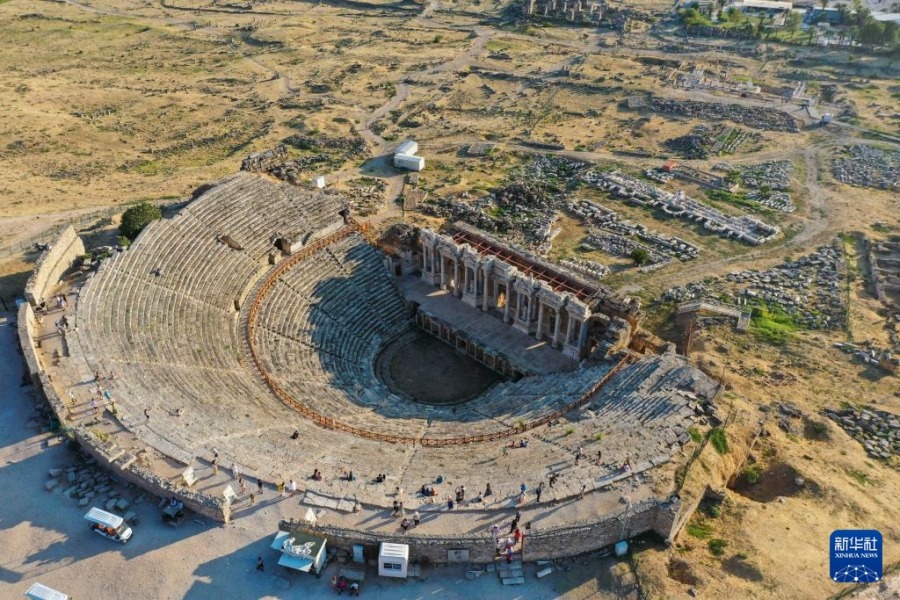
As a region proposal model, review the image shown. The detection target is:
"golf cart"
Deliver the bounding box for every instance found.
[161,496,186,527]
[84,507,133,543]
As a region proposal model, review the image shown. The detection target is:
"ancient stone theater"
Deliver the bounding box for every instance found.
[19,172,721,562]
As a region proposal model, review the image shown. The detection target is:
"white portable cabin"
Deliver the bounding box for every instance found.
[393,153,425,172]
[270,530,327,574]
[24,583,69,600]
[395,139,418,156]
[378,542,409,578]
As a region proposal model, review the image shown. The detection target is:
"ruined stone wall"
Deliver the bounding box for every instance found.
[283,521,499,564]
[287,499,677,563]
[18,302,41,378]
[74,427,231,523]
[24,225,85,306]
[523,499,675,560]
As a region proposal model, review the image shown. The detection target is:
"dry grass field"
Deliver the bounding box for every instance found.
[1,0,898,597]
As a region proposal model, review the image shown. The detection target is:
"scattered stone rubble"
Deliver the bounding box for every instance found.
[44,451,146,520]
[583,170,779,245]
[661,241,847,331]
[663,124,759,159]
[242,136,370,185]
[241,145,287,172]
[643,97,799,132]
[570,198,700,265]
[822,407,900,461]
[560,257,609,280]
[421,157,586,253]
[833,341,899,374]
[342,178,387,216]
[867,237,900,310]
[725,242,845,329]
[831,145,899,190]
[714,160,795,213]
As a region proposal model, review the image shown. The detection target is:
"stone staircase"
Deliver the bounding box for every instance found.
[494,552,525,586]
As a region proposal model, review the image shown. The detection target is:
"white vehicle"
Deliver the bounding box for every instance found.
[24,583,69,600]
[84,507,133,543]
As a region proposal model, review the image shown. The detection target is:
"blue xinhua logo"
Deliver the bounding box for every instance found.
[830,530,883,583]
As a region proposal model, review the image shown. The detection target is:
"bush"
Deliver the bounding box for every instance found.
[710,427,728,455]
[119,202,162,241]
[743,464,763,485]
[688,426,702,443]
[686,521,713,539]
[630,248,650,265]
[708,538,728,556]
[116,235,132,248]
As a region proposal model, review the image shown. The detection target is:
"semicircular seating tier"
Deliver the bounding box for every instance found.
[72,172,716,505]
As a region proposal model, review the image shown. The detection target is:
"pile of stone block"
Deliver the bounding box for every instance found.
[726,242,845,330]
[822,407,900,461]
[660,240,847,331]
[832,145,899,190]
[583,170,779,245]
[570,198,700,263]
[44,455,146,514]
[646,98,799,132]
[560,257,609,280]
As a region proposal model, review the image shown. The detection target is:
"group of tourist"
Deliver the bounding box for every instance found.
[330,575,360,595]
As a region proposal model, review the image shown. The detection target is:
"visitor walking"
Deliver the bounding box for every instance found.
[277,481,285,497]
[144,407,150,421]
[413,511,420,527]
[249,493,256,506]
[257,478,264,495]
[491,524,500,541]
[232,463,241,480]
[256,557,264,572]
[289,479,297,496]
[401,518,410,533]
[239,477,246,495]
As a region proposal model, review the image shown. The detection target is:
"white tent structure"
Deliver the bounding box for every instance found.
[270,530,328,574]
[378,542,409,578]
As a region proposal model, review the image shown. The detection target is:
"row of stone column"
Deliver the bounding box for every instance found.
[419,229,592,360]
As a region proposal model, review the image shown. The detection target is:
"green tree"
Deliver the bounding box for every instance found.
[630,248,650,266]
[858,20,885,46]
[882,21,898,45]
[785,11,801,38]
[119,202,162,241]
[836,4,849,26]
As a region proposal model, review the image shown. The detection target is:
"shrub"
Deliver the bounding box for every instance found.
[688,426,702,443]
[708,538,728,556]
[119,202,162,241]
[710,427,728,455]
[564,427,575,436]
[743,464,763,485]
[686,521,713,539]
[630,248,650,265]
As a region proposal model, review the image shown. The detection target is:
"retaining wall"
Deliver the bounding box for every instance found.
[24,225,85,306]
[75,427,231,523]
[18,227,229,523]
[285,497,679,564]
